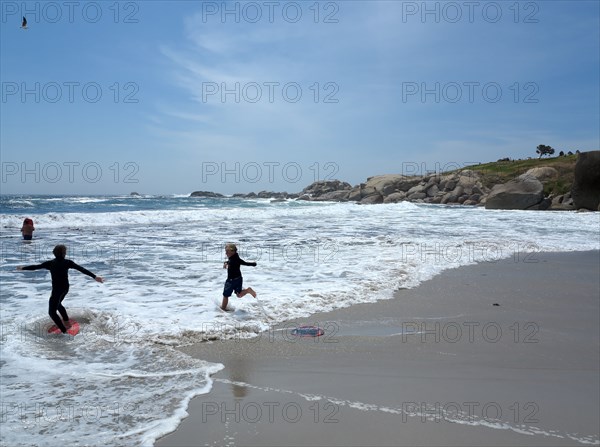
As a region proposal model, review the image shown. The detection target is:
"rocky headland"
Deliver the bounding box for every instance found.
[190,151,600,211]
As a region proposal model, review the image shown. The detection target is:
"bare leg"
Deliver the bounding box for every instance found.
[221,296,229,311]
[237,287,256,298]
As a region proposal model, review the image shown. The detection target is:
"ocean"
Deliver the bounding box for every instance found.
[1,194,598,446]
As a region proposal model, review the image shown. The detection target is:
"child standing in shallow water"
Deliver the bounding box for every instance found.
[221,243,257,311]
[17,244,104,333]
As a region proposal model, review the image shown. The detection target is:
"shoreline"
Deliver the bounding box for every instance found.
[157,250,600,447]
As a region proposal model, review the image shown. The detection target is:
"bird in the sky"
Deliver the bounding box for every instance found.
[21,16,27,29]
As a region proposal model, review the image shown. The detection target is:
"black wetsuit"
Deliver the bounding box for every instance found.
[22,258,96,333]
[226,253,256,279]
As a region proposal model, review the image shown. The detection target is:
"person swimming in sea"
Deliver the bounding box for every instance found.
[21,218,35,240]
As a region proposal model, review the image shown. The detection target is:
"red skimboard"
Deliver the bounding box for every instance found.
[291,325,324,337]
[48,320,80,336]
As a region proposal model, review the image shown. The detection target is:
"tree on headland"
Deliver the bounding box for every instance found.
[536,144,555,158]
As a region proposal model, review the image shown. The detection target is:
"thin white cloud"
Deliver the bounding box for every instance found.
[161,109,214,124]
[150,1,598,189]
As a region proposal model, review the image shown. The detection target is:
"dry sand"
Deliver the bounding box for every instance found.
[157,251,600,446]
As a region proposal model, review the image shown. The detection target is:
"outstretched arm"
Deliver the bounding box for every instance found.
[17,262,49,271]
[69,260,104,282]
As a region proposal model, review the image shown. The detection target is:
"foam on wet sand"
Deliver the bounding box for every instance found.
[157,251,600,446]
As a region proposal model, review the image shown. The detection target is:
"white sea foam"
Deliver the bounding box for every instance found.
[215,378,599,445]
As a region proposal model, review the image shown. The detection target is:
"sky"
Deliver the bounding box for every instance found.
[0,0,598,195]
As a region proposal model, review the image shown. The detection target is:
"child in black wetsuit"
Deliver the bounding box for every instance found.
[221,243,257,311]
[17,244,104,333]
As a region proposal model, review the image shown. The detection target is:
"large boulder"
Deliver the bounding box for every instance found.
[424,176,439,188]
[364,174,422,195]
[407,184,427,195]
[426,184,439,197]
[348,186,363,202]
[360,193,384,204]
[440,185,464,204]
[364,175,401,194]
[301,180,352,198]
[442,179,457,192]
[571,151,600,211]
[439,174,457,184]
[407,192,427,200]
[485,174,544,210]
[472,185,486,195]
[457,170,479,188]
[360,186,379,198]
[524,166,558,181]
[312,190,350,202]
[396,178,423,192]
[383,192,407,203]
[455,171,483,196]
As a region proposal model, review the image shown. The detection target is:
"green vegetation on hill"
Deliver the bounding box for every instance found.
[461,155,577,196]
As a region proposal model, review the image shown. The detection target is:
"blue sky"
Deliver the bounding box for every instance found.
[1,0,598,195]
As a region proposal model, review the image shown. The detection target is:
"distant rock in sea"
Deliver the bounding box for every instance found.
[190,191,224,198]
[233,191,299,199]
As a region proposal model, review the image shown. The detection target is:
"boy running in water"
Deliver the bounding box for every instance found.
[17,244,104,333]
[221,243,257,311]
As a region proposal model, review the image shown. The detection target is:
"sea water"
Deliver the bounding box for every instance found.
[1,194,598,446]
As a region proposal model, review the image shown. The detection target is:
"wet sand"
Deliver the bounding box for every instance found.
[157,251,600,446]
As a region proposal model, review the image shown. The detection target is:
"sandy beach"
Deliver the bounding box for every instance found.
[158,251,599,446]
